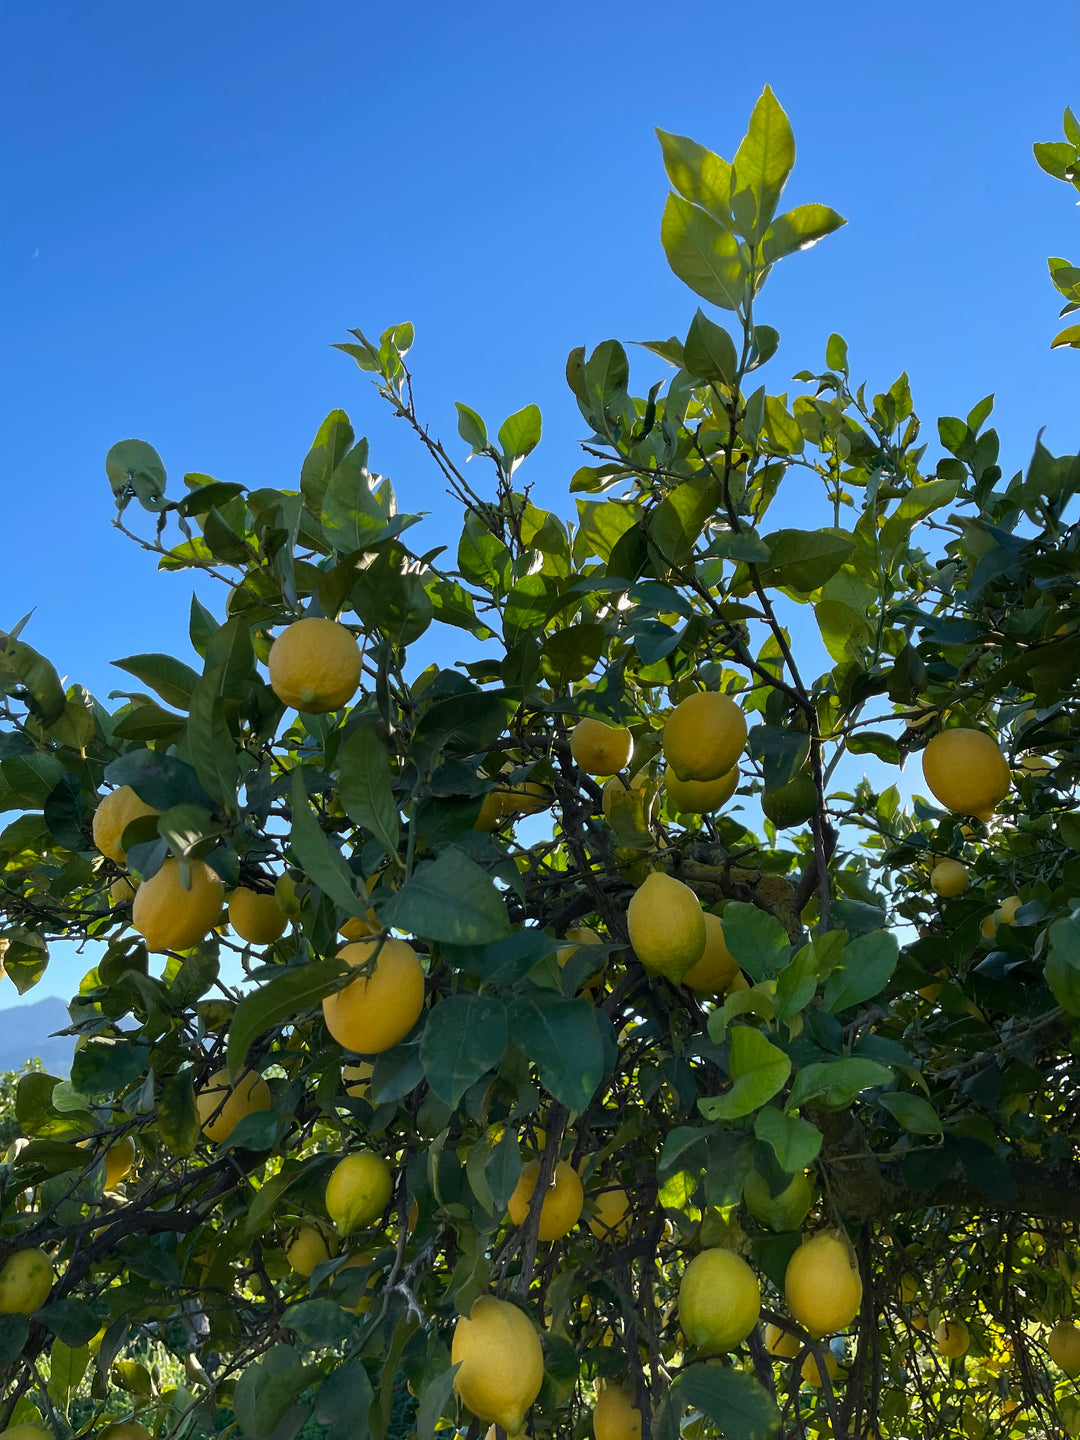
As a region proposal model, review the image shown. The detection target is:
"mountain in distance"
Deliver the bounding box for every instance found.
[0,995,75,1075]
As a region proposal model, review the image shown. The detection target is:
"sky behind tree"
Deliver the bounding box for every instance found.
[2,0,1077,1002]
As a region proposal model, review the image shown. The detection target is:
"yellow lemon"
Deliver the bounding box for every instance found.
[593,1383,642,1440]
[228,886,288,944]
[343,1061,374,1098]
[0,1248,53,1314]
[275,871,303,917]
[132,858,225,952]
[268,617,361,712]
[325,1152,393,1235]
[338,876,381,940]
[678,1248,761,1352]
[682,912,740,994]
[570,718,633,775]
[665,763,739,814]
[765,1322,799,1359]
[475,777,552,830]
[92,785,160,863]
[664,692,747,782]
[743,1168,813,1233]
[336,1251,378,1314]
[588,1187,631,1240]
[557,927,605,992]
[195,1068,271,1143]
[322,938,425,1054]
[921,729,1010,816]
[980,914,997,940]
[935,1318,969,1359]
[784,1232,863,1336]
[909,1311,927,1331]
[451,1295,544,1435]
[287,1223,337,1277]
[899,1274,919,1304]
[801,1348,839,1388]
[1048,1321,1080,1375]
[101,1427,151,1440]
[0,1428,54,1440]
[109,873,138,906]
[627,871,706,983]
[997,894,1022,925]
[930,859,969,898]
[507,1160,583,1241]
[103,1135,136,1188]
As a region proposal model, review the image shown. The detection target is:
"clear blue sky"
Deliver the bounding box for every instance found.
[2,0,1078,1004]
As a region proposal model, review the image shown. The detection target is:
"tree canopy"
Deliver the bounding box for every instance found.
[3,88,1080,1440]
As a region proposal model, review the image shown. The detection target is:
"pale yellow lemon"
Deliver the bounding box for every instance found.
[132,858,225,952]
[592,1383,642,1440]
[451,1295,544,1436]
[1048,1321,1080,1375]
[665,763,739,814]
[784,1232,863,1336]
[268,617,361,712]
[569,718,633,775]
[588,1187,631,1240]
[765,1322,799,1359]
[627,871,706,983]
[801,1348,839,1388]
[195,1068,272,1143]
[682,912,740,994]
[0,1248,53,1314]
[507,1160,583,1241]
[664,691,747,782]
[678,1248,760,1351]
[325,1152,393,1235]
[935,1318,970,1359]
[930,860,969,898]
[93,785,160,863]
[287,1224,337,1277]
[921,729,1010,816]
[229,886,288,944]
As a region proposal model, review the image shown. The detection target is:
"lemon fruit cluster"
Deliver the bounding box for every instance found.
[678,1247,761,1351]
[921,728,1010,817]
[452,1295,544,1435]
[627,871,706,983]
[784,1231,863,1335]
[268,617,362,713]
[132,858,225,952]
[325,1151,393,1234]
[322,937,425,1053]
[93,784,160,863]
[507,1159,584,1241]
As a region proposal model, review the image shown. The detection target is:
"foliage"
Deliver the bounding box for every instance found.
[2,91,1080,1440]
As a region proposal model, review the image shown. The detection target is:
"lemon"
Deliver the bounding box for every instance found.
[103,1135,136,1188]
[557,926,605,992]
[287,1223,337,1277]
[930,859,969,898]
[132,858,225,952]
[322,938,425,1054]
[1060,1394,1080,1438]
[109,874,138,906]
[195,1068,272,1142]
[0,1428,53,1440]
[682,912,740,994]
[765,1322,799,1359]
[909,1311,927,1331]
[784,1232,862,1336]
[801,1348,838,1388]
[1048,1321,1080,1375]
[935,1318,969,1359]
[678,1248,760,1351]
[593,1384,642,1440]
[665,763,739,814]
[980,914,997,940]
[268,617,361,712]
[997,894,1022,925]
[588,1187,630,1240]
[570,718,633,775]
[275,871,303,917]
[338,876,381,940]
[921,729,1010,816]
[743,1168,813,1232]
[507,1160,583,1241]
[343,1061,374,1098]
[93,785,160,863]
[336,1251,378,1314]
[899,1274,919,1304]
[325,1151,393,1234]
[451,1295,544,1435]
[101,1425,151,1440]
[0,1248,53,1313]
[228,887,288,944]
[475,776,552,830]
[762,772,818,828]
[627,871,706,983]
[664,692,747,782]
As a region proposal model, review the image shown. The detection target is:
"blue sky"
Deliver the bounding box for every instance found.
[2,0,1078,1004]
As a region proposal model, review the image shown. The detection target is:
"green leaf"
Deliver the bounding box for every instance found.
[70,1038,149,1097]
[845,730,900,764]
[788,1057,893,1110]
[761,203,845,265]
[455,402,488,452]
[822,930,899,1013]
[289,768,365,916]
[379,849,509,944]
[321,439,395,553]
[877,1091,942,1135]
[540,623,605,687]
[753,1107,823,1171]
[683,309,738,383]
[508,994,607,1113]
[227,959,348,1079]
[0,1315,29,1363]
[498,404,542,472]
[757,528,853,591]
[0,752,65,807]
[420,994,508,1107]
[814,600,872,664]
[104,750,213,810]
[1051,324,1080,349]
[416,1364,458,1440]
[655,129,732,220]
[185,679,238,805]
[337,725,400,859]
[674,1360,781,1439]
[731,86,795,242]
[700,1026,791,1120]
[649,480,720,565]
[825,333,848,373]
[773,946,818,1023]
[48,1338,90,1403]
[38,1299,99,1346]
[315,1356,373,1440]
[111,654,200,710]
[105,438,167,510]
[156,802,220,861]
[157,1068,200,1155]
[719,902,791,981]
[661,193,746,311]
[301,410,354,516]
[1046,914,1080,1015]
[0,634,66,725]
[284,1299,351,1348]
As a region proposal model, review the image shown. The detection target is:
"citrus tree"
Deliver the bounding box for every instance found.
[2,89,1080,1440]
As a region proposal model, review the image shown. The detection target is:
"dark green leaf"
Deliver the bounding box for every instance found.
[157,1068,200,1155]
[674,1362,781,1440]
[316,1356,373,1440]
[822,930,899,1014]
[337,725,400,858]
[227,959,348,1079]
[877,1092,942,1135]
[379,849,509,944]
[0,634,66,725]
[38,1299,99,1346]
[699,1026,791,1120]
[757,528,853,592]
[684,309,737,383]
[753,1107,823,1171]
[1046,914,1080,1015]
[301,410,354,516]
[719,902,791,981]
[289,768,365,915]
[70,1038,149,1097]
[416,1364,458,1440]
[104,750,213,810]
[420,994,508,1107]
[185,680,237,805]
[508,994,607,1113]
[788,1057,893,1110]
[284,1299,351,1348]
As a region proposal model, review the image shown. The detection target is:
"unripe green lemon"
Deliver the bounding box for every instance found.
[743,1168,813,1232]
[325,1152,393,1235]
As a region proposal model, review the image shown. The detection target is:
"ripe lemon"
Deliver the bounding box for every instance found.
[899,1274,919,1304]
[765,1322,799,1359]
[338,875,380,940]
[322,938,425,1053]
[801,1348,839,1388]
[593,1384,642,1440]
[109,873,138,906]
[935,1318,969,1359]
[132,858,225,952]
[921,729,1010,816]
[0,1428,53,1440]
[665,763,739,814]
[627,871,706,983]
[343,1060,374,1098]
[980,914,997,940]
[678,1248,761,1351]
[743,1168,813,1232]
[930,859,969,898]
[287,1223,337,1277]
[1020,754,1055,776]
[325,1151,393,1235]
[997,895,1022,925]
[784,1232,863,1336]
[195,1068,271,1142]
[0,1248,53,1313]
[451,1294,544,1435]
[507,1160,583,1241]
[1048,1321,1080,1375]
[664,691,747,783]
[588,1187,630,1240]
[570,718,633,775]
[557,926,605,992]
[103,1135,136,1188]
[229,887,288,944]
[93,785,160,863]
[682,912,739,994]
[268,617,361,713]
[475,777,552,830]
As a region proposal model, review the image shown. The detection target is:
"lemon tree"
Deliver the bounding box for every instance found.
[4,90,1080,1440]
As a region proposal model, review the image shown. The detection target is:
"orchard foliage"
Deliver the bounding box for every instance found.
[2,90,1080,1440]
